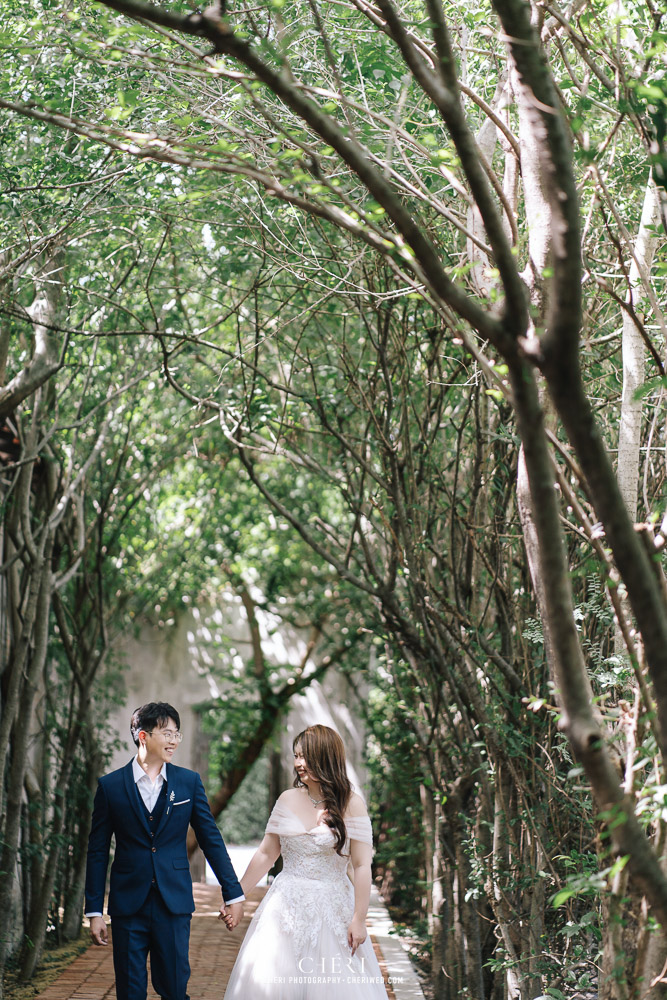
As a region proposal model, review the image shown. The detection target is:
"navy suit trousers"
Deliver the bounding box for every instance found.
[111,888,192,1000]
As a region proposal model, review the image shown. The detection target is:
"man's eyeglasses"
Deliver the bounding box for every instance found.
[149,730,183,743]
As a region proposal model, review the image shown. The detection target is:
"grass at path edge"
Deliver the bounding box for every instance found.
[5,937,90,1000]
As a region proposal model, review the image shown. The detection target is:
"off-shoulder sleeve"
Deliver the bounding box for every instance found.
[265,798,305,837]
[345,814,373,846]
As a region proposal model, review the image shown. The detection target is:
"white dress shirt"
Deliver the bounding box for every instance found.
[133,756,168,811]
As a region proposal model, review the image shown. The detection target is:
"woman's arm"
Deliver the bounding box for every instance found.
[240,832,281,895]
[348,839,373,955]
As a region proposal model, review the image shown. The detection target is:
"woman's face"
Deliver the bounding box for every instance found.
[293,744,315,783]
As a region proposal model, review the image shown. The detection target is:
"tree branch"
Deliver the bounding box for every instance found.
[92,0,506,345]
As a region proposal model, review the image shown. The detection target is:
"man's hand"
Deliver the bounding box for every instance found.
[89,916,108,946]
[218,900,244,931]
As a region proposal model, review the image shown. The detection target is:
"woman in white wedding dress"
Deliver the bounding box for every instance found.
[222,724,389,999]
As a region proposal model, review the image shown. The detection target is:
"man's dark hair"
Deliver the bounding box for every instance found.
[130,702,181,747]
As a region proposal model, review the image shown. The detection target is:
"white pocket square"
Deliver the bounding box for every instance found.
[173,799,191,806]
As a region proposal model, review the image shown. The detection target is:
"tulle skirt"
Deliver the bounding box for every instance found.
[224,874,389,999]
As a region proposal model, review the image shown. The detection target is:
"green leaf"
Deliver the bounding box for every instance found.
[608,855,630,880]
[633,375,667,401]
[552,889,575,908]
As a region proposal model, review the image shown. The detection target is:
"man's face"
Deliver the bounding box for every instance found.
[141,717,181,764]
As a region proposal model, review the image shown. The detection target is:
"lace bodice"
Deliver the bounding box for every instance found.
[280,823,351,880]
[266,799,371,879]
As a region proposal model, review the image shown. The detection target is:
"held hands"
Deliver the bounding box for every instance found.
[218,900,244,931]
[89,916,108,946]
[347,915,367,956]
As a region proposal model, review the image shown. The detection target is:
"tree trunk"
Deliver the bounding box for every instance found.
[605,175,666,998]
[512,59,551,315]
[20,696,92,978]
[600,865,636,1000]
[23,769,45,951]
[0,504,47,815]
[421,784,449,997]
[466,75,510,298]
[525,835,546,1000]
[0,252,64,419]
[490,766,523,999]
[450,795,485,999]
[632,826,667,999]
[616,177,661,521]
[516,449,558,675]
[61,742,104,941]
[0,538,54,992]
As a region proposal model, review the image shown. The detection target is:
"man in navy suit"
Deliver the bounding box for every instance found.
[85,702,244,1000]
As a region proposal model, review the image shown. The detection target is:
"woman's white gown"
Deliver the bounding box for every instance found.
[223,799,389,999]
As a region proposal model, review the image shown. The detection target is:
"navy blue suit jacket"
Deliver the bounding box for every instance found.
[85,760,242,917]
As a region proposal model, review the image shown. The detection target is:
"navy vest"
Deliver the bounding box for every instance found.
[134,779,169,895]
[136,779,168,826]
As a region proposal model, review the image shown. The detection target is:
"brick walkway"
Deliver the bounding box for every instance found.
[36,884,395,999]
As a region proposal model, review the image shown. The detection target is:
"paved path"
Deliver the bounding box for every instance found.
[35,884,407,1000]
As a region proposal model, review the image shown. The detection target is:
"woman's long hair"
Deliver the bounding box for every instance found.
[293,725,352,854]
